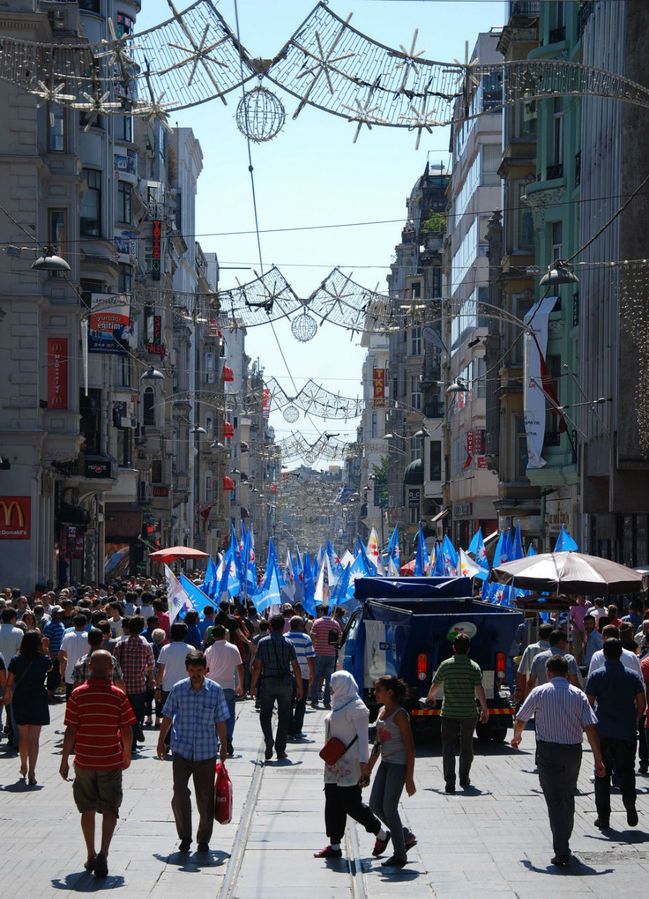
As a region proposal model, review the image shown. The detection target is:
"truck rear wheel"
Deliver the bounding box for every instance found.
[476,723,508,743]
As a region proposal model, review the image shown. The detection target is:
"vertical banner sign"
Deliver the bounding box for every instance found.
[262,388,271,420]
[373,368,385,406]
[88,293,130,355]
[524,296,558,470]
[0,497,31,539]
[151,220,161,280]
[47,338,68,409]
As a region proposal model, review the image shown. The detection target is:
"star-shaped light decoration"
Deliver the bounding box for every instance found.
[398,87,445,149]
[71,88,123,131]
[33,80,76,106]
[163,23,230,91]
[341,79,386,143]
[390,29,426,95]
[95,17,140,82]
[292,12,354,117]
[132,93,177,133]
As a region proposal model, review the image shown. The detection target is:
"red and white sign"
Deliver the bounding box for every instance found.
[47,338,68,410]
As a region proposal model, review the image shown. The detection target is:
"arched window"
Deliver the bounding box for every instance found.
[143,387,155,426]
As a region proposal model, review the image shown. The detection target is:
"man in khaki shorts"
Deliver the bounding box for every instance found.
[60,651,135,878]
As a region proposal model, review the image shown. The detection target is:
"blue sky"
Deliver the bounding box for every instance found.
[136,0,506,458]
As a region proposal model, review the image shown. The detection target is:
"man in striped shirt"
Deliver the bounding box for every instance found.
[60,651,136,878]
[512,654,605,868]
[285,616,315,740]
[309,605,342,709]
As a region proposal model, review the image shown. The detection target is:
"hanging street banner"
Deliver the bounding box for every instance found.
[523,295,558,470]
[373,368,385,406]
[88,293,131,355]
[47,337,68,410]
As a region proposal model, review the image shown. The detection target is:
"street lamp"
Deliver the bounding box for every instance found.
[31,246,71,272]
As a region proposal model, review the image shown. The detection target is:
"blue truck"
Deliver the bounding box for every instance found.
[339,576,523,741]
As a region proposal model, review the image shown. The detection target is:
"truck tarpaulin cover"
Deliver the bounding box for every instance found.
[354,576,473,602]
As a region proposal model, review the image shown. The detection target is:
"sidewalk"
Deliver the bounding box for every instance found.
[1,698,648,897]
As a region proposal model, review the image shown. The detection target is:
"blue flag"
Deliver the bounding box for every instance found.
[179,574,217,615]
[492,531,507,567]
[414,525,429,577]
[441,535,458,576]
[512,522,524,561]
[554,525,578,552]
[201,556,219,600]
[385,526,400,566]
[302,553,316,616]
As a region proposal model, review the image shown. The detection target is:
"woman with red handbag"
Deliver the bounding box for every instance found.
[313,671,388,859]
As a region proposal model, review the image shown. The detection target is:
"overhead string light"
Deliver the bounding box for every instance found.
[2,1,649,141]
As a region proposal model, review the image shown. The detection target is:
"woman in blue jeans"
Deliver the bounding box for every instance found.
[368,676,417,868]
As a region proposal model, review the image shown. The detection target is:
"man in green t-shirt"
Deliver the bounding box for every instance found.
[426,634,488,792]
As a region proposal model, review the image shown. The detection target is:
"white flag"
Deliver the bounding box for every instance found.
[164,563,191,625]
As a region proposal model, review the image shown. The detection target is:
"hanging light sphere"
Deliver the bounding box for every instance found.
[235,86,286,142]
[291,309,318,343]
[283,404,300,424]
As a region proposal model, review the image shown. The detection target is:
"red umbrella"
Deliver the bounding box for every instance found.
[149,546,210,563]
[400,558,416,576]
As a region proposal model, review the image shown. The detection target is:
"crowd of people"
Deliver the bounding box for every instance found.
[0,578,648,875]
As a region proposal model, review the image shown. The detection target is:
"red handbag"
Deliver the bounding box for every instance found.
[319,734,358,765]
[214,761,233,824]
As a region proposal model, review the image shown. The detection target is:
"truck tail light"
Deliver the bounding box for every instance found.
[496,651,506,682]
[417,653,427,681]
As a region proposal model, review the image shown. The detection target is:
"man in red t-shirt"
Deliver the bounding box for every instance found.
[60,651,135,879]
[309,605,342,709]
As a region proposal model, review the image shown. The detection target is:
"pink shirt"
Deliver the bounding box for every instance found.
[570,600,592,633]
[205,640,242,691]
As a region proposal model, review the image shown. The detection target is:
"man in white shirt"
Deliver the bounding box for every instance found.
[58,614,90,699]
[205,624,244,756]
[518,622,554,698]
[588,624,642,678]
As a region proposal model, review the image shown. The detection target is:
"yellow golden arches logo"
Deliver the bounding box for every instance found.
[0,500,24,528]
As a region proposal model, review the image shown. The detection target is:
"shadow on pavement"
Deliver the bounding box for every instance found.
[521,858,613,876]
[153,849,230,869]
[51,872,126,891]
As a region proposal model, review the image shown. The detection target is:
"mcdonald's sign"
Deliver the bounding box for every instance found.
[0,496,30,539]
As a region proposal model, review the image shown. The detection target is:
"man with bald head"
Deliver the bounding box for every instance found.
[60,650,136,878]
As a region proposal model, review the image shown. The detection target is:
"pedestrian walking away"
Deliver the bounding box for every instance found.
[511,654,606,868]
[205,623,244,756]
[309,605,342,709]
[284,615,315,741]
[314,670,387,861]
[585,638,646,829]
[425,633,488,792]
[59,651,136,878]
[5,629,52,785]
[157,650,229,854]
[250,614,302,760]
[113,615,155,752]
[368,676,417,868]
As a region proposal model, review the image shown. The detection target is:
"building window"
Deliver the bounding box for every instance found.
[117,114,133,143]
[371,412,377,438]
[429,440,442,481]
[118,263,133,293]
[515,181,534,250]
[515,415,528,479]
[117,181,133,224]
[80,169,101,237]
[410,326,422,357]
[432,266,441,298]
[409,505,419,525]
[116,11,134,36]
[48,208,67,278]
[151,459,162,483]
[551,221,563,264]
[48,104,65,151]
[117,354,131,387]
[544,355,562,444]
[80,388,101,454]
[143,387,155,426]
[118,429,132,467]
[79,0,100,11]
[548,98,564,178]
[410,375,421,411]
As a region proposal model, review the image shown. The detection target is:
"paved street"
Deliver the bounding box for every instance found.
[1,698,648,898]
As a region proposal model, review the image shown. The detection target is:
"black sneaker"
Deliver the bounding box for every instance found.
[627,807,639,827]
[445,781,456,793]
[264,744,274,760]
[551,854,571,868]
[197,842,209,852]
[226,739,234,756]
[179,839,191,852]
[94,851,108,878]
[594,818,610,829]
[381,855,407,868]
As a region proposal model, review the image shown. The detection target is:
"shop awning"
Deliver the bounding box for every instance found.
[403,458,424,485]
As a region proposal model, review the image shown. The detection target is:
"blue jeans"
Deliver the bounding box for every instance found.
[311,655,336,705]
[369,761,409,858]
[223,688,236,742]
[260,677,293,755]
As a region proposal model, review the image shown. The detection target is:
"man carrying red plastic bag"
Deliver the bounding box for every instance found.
[214,761,233,824]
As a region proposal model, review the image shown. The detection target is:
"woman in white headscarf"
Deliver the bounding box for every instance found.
[313,670,388,859]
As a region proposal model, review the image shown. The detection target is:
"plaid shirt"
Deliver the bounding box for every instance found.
[255,633,297,678]
[114,635,154,694]
[72,651,123,687]
[162,677,229,761]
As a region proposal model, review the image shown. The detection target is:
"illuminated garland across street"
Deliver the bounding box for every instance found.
[2,1,649,138]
